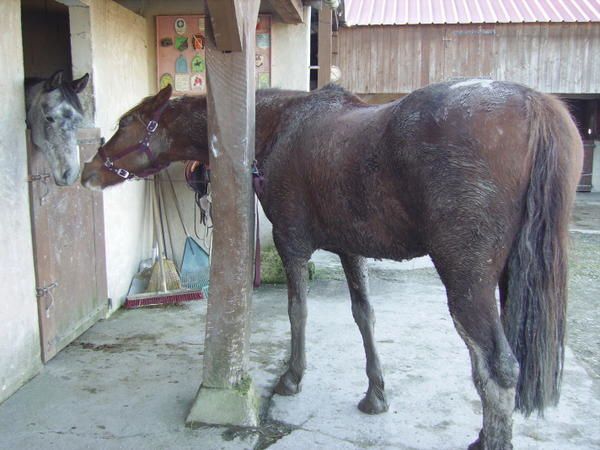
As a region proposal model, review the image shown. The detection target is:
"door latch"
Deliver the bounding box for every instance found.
[36,282,58,318]
[27,173,52,205]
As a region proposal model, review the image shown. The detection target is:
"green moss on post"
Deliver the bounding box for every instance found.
[186,377,259,428]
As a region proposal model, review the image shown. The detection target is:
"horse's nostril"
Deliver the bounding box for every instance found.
[62,169,73,182]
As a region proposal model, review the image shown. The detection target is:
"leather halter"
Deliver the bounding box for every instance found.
[98,102,169,179]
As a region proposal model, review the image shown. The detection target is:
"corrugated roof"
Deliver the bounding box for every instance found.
[344,0,600,26]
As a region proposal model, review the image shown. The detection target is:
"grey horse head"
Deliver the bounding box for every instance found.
[25,70,89,186]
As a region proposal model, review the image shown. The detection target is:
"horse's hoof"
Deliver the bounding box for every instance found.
[467,439,482,450]
[467,433,512,450]
[273,372,301,396]
[357,391,389,414]
[468,430,484,450]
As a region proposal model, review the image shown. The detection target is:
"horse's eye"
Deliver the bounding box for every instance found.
[46,116,55,123]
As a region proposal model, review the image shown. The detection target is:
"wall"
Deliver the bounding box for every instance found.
[271,6,311,90]
[85,0,152,310]
[115,0,311,92]
[336,23,600,95]
[0,0,42,404]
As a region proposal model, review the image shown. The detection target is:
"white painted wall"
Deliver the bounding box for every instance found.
[271,6,311,91]
[84,0,152,311]
[0,0,42,404]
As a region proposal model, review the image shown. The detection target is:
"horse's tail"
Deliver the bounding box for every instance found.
[503,92,582,417]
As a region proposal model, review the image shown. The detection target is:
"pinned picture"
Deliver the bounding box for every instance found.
[174,74,188,92]
[174,17,187,35]
[258,72,270,89]
[256,33,270,49]
[175,54,188,73]
[255,54,264,68]
[191,54,205,73]
[175,36,188,52]
[256,16,269,33]
[198,17,205,31]
[192,34,205,50]
[159,73,174,89]
[191,74,204,91]
[160,37,173,47]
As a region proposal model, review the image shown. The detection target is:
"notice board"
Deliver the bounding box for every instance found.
[156,15,272,96]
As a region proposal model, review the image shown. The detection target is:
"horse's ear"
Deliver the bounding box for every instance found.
[45,70,64,92]
[153,84,173,108]
[71,73,89,93]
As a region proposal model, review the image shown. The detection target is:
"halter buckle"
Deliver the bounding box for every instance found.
[147,120,159,133]
[115,168,131,178]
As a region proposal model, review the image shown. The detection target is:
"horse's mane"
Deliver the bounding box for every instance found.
[257,84,366,108]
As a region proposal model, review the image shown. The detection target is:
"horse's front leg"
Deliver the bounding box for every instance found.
[274,255,309,396]
[340,253,389,414]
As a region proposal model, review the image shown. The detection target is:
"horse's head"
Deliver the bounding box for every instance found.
[26,70,89,186]
[81,85,173,190]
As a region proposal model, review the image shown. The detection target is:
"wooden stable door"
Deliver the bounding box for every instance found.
[27,128,107,362]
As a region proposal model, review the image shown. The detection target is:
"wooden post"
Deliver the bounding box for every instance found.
[318,6,333,88]
[186,0,260,428]
[270,0,304,24]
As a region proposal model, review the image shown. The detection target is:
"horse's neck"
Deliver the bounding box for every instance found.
[254,89,303,161]
[163,97,208,162]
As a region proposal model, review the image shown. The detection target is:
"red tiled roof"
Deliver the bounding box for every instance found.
[344,0,600,26]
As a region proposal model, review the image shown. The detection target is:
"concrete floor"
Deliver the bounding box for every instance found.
[0,194,599,449]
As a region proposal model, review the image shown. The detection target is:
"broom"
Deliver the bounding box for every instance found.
[124,177,204,309]
[165,171,210,296]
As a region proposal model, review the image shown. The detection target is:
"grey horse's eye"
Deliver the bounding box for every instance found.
[45,116,55,123]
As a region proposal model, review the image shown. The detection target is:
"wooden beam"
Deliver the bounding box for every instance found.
[318,6,333,87]
[271,0,304,24]
[206,0,243,52]
[186,0,260,428]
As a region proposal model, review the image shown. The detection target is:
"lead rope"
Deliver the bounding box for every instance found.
[254,202,261,288]
[252,160,265,288]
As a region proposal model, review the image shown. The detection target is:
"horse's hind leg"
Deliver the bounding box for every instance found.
[273,252,309,396]
[340,253,388,414]
[437,265,519,450]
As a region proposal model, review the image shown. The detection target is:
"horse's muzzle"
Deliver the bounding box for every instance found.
[80,162,102,190]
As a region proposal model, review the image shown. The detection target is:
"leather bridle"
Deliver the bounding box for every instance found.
[98,102,169,179]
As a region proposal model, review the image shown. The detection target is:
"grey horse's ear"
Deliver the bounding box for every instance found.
[153,84,173,108]
[71,73,89,93]
[45,70,64,92]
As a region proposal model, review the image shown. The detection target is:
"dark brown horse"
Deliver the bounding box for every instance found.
[82,80,583,449]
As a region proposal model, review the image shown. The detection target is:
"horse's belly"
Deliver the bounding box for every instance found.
[316,216,426,261]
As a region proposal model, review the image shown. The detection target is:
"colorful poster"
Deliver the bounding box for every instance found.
[156,14,271,96]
